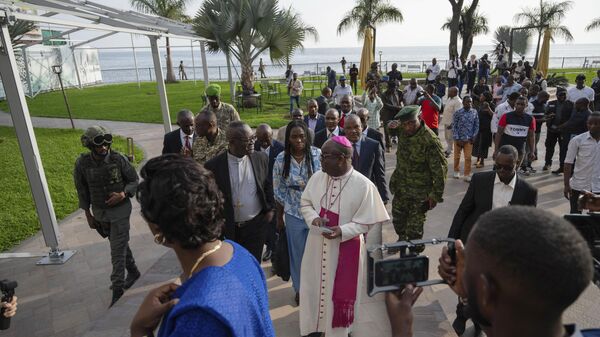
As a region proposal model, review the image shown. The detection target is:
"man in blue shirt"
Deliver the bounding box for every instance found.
[452,96,479,181]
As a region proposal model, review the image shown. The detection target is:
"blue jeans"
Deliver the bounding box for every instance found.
[285,213,309,293]
[289,95,300,112]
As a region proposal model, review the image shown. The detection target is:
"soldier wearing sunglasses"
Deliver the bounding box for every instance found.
[74,126,140,307]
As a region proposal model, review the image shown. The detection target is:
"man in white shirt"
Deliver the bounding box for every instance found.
[563,111,600,214]
[288,72,303,113]
[447,144,537,335]
[332,76,353,105]
[204,121,275,262]
[567,74,596,111]
[446,56,462,88]
[403,78,423,106]
[426,58,441,84]
[441,87,463,157]
[491,92,520,134]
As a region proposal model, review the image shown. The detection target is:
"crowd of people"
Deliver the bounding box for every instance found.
[65,55,600,337]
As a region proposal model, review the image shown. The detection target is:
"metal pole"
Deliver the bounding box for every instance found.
[200,41,209,87]
[0,19,75,265]
[190,40,197,85]
[130,34,140,88]
[57,73,75,129]
[561,57,565,68]
[21,46,33,97]
[149,36,172,134]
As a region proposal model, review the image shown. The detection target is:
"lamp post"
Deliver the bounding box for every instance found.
[52,65,75,129]
[378,51,382,73]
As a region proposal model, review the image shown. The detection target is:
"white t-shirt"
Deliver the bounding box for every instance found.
[491,101,513,133]
[446,59,462,79]
[567,86,595,104]
[565,131,600,192]
[427,63,441,81]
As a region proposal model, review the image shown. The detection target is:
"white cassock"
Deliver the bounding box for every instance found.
[299,169,390,337]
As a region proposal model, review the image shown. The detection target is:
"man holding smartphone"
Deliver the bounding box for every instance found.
[385,206,596,337]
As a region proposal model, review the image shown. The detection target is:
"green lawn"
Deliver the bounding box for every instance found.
[0,127,143,251]
[0,68,595,128]
[0,80,331,128]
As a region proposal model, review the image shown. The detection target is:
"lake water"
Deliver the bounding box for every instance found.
[97,44,600,83]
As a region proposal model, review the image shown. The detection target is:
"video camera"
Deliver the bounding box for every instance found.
[367,238,456,296]
[564,213,600,288]
[0,279,17,330]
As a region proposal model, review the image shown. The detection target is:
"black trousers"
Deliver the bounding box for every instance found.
[264,211,278,252]
[232,213,267,262]
[545,131,567,168]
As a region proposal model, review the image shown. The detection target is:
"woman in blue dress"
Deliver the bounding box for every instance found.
[273,120,321,305]
[130,154,274,337]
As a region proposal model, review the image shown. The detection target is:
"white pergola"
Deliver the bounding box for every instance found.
[0,0,211,264]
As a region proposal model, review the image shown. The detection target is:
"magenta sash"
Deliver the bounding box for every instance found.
[319,207,360,328]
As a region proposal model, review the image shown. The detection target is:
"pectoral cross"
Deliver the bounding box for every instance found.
[234,200,243,209]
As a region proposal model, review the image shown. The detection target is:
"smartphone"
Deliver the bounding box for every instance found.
[374,256,429,287]
[316,226,334,234]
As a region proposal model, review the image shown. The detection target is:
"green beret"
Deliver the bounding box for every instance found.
[205,84,221,97]
[394,105,421,121]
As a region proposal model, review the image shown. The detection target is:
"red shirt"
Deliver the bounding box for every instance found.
[420,98,440,129]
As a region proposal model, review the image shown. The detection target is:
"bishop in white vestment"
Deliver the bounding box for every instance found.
[299,136,389,337]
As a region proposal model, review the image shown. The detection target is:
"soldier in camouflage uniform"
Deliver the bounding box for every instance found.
[192,110,228,165]
[388,106,448,248]
[200,83,241,131]
[73,126,140,307]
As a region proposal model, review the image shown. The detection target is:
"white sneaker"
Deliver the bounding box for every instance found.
[464,174,472,182]
[453,172,461,179]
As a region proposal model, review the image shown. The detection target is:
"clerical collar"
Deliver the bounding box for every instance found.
[227,152,246,163]
[330,168,353,181]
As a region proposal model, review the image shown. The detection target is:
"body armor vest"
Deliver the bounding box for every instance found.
[81,153,126,209]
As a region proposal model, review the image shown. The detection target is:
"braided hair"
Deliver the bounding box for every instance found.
[282,120,315,179]
[137,154,224,249]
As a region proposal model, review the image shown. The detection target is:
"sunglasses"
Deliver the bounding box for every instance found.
[93,134,113,146]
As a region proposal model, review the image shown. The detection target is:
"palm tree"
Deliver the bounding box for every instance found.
[492,26,530,59]
[514,0,573,68]
[337,0,403,59]
[586,17,600,31]
[9,20,36,48]
[130,0,191,83]
[441,6,488,60]
[194,0,317,94]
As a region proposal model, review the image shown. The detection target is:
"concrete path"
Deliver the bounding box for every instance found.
[0,111,598,337]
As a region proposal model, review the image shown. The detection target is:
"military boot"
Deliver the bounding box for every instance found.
[124,269,141,290]
[110,287,124,308]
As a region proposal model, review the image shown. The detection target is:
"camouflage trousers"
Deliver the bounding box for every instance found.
[97,216,138,290]
[391,196,427,244]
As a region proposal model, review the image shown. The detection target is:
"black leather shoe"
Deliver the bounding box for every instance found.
[262,249,272,262]
[124,270,141,290]
[452,316,467,336]
[110,287,124,308]
[552,168,564,174]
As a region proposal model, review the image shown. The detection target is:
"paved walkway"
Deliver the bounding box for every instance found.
[0,111,598,337]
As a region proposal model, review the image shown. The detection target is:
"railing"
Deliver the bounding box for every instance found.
[99,56,600,84]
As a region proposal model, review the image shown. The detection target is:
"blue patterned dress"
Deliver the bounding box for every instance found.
[273,147,321,292]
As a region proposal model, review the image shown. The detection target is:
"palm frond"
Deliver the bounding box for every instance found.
[585,17,600,31]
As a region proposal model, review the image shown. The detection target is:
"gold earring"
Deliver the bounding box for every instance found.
[153,233,166,245]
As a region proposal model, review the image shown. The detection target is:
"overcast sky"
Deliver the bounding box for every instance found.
[62,0,600,48]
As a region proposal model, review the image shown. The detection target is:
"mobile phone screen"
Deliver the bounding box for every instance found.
[374,256,429,287]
